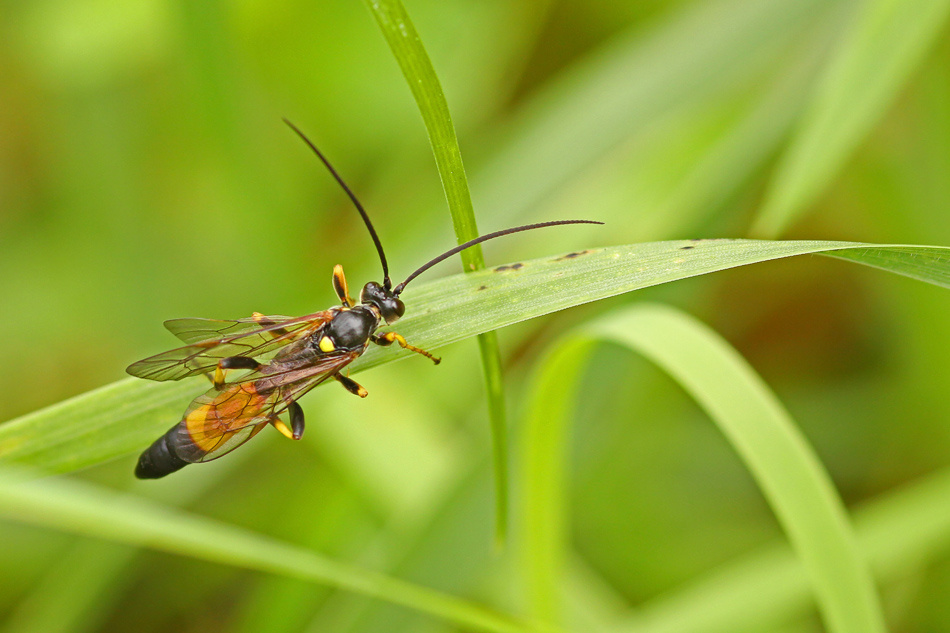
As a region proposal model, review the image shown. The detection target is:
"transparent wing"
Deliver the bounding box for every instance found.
[127,311,333,382]
[170,348,361,463]
[164,315,297,344]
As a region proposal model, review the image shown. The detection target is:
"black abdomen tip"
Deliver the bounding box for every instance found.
[135,428,190,479]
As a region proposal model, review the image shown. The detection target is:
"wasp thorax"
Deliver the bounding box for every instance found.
[360,282,405,324]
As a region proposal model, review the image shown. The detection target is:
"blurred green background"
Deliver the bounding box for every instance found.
[2,0,950,631]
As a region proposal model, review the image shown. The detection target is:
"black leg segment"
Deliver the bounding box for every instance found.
[288,401,305,439]
[334,373,368,398]
[214,356,261,389]
[220,356,262,370]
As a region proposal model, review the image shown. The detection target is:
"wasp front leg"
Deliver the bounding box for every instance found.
[334,373,368,398]
[270,401,305,440]
[372,332,440,365]
[213,356,261,390]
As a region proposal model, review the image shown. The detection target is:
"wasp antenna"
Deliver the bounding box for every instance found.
[283,118,392,289]
[393,219,604,295]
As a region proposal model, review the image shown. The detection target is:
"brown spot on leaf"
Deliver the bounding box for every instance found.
[556,250,592,261]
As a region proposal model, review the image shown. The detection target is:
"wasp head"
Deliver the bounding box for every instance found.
[360,282,405,324]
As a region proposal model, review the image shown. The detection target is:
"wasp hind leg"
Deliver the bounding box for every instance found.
[252,312,290,338]
[372,332,440,365]
[332,265,356,307]
[213,356,261,390]
[271,401,305,440]
[334,373,368,398]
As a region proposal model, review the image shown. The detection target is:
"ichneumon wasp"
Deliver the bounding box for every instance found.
[127,119,601,478]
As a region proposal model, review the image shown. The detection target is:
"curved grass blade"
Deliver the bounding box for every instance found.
[5,239,950,474]
[521,304,885,633]
[364,0,510,545]
[0,469,535,633]
[521,338,595,625]
[613,465,950,633]
[752,0,950,237]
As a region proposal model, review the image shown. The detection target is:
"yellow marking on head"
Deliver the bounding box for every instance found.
[319,336,336,352]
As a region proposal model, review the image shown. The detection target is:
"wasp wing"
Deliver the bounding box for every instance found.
[170,348,361,463]
[164,314,297,344]
[127,311,334,382]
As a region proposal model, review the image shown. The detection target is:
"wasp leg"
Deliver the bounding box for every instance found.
[270,402,305,440]
[334,373,368,398]
[332,264,356,307]
[288,401,305,438]
[213,356,261,390]
[252,312,290,338]
[372,332,441,365]
[271,417,294,439]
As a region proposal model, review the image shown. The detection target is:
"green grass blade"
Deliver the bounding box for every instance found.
[1,446,263,633]
[364,0,509,545]
[363,0,480,253]
[614,466,950,633]
[0,469,533,633]
[521,338,596,625]
[477,331,509,546]
[752,0,950,237]
[521,304,885,633]
[5,239,950,474]
[596,305,883,633]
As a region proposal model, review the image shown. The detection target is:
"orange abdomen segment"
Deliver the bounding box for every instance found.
[185,383,268,453]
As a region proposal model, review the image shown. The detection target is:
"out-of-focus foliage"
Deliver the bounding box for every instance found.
[2,0,950,631]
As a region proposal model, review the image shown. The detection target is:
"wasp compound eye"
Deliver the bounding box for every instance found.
[379,296,404,324]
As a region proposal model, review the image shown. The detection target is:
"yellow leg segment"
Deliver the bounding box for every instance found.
[377,332,440,365]
[271,417,294,439]
[332,265,355,307]
[213,357,261,390]
[213,365,226,390]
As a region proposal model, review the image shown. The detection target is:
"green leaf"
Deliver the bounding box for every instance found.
[5,239,950,475]
[752,0,950,237]
[364,0,510,545]
[0,469,532,633]
[519,304,884,632]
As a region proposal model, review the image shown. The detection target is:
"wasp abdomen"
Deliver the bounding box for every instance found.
[135,424,190,479]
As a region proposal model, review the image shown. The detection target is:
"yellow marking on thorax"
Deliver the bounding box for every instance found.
[319,336,335,352]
